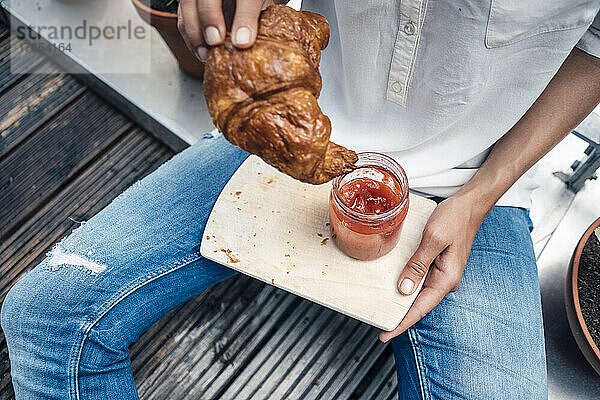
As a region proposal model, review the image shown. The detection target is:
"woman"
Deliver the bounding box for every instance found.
[3,0,600,398]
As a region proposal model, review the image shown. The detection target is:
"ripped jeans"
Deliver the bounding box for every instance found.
[1,134,547,399]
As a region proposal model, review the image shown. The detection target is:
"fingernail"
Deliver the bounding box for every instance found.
[197,46,208,62]
[234,27,251,45]
[204,26,221,45]
[399,279,414,295]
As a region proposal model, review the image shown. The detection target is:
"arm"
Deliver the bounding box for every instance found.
[459,48,600,212]
[380,47,600,342]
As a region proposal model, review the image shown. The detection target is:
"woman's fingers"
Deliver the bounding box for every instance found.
[179,0,264,56]
[197,0,226,45]
[178,0,208,60]
[397,226,448,295]
[379,285,447,343]
[177,5,204,61]
[178,0,226,61]
[231,0,263,48]
[380,261,462,343]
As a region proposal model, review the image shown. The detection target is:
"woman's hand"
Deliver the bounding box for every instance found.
[178,0,275,62]
[379,193,489,343]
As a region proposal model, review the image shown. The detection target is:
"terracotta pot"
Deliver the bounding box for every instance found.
[131,0,204,79]
[566,217,600,375]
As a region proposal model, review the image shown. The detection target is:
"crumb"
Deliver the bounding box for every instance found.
[459,7,462,11]
[266,178,274,184]
[286,271,290,274]
[286,241,290,244]
[325,223,330,226]
[322,271,325,275]
[288,230,291,234]
[237,207,241,211]
[317,233,323,237]
[324,264,328,267]
[284,254,290,257]
[253,233,257,237]
[271,278,275,284]
[212,235,215,239]
[257,172,262,175]
[235,191,242,196]
[213,250,217,253]
[253,215,257,218]
[321,238,329,246]
[206,235,210,240]
[220,248,240,263]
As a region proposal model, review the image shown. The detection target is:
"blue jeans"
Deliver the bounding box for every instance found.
[1,134,547,399]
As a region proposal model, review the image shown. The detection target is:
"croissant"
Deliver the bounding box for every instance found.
[203,4,357,184]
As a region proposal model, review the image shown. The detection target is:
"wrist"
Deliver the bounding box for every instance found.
[451,183,496,221]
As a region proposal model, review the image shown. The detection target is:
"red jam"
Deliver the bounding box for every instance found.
[337,168,402,214]
[329,153,409,261]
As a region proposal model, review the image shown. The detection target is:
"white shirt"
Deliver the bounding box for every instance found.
[301,0,600,207]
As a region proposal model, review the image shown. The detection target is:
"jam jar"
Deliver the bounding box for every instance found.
[329,152,409,260]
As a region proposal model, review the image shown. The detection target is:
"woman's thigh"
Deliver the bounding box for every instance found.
[392,206,547,400]
[2,134,249,399]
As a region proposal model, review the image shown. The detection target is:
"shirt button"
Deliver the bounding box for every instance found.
[391,81,403,94]
[403,21,416,35]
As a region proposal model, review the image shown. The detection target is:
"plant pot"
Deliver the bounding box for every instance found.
[566,217,600,376]
[131,0,204,79]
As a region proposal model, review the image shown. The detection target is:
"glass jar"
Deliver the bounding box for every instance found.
[329,152,409,260]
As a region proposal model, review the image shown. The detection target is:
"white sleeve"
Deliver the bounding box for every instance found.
[576,12,600,58]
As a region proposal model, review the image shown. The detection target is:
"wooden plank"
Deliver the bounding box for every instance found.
[201,156,436,330]
[266,312,354,399]
[231,304,327,400]
[357,360,397,400]
[180,286,299,399]
[0,35,45,94]
[136,278,252,394]
[151,284,284,399]
[0,70,85,156]
[137,278,268,398]
[288,322,374,399]
[0,132,170,299]
[0,92,133,239]
[320,335,389,399]
[131,277,241,382]
[216,298,315,399]
[0,128,149,259]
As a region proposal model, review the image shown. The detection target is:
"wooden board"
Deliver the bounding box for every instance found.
[201,156,437,330]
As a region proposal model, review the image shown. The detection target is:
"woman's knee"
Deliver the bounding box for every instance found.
[0,270,48,347]
[1,264,124,397]
[1,261,94,363]
[1,268,73,391]
[1,275,28,343]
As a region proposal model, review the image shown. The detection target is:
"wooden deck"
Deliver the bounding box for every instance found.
[0,23,397,399]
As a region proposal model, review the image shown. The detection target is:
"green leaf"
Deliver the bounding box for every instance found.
[595,226,600,242]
